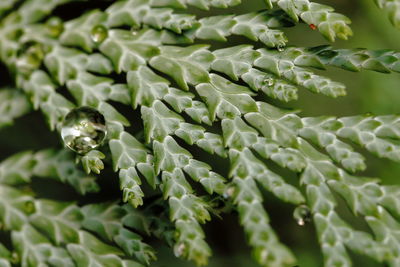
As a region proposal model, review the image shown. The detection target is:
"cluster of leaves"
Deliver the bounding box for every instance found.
[0,0,400,266]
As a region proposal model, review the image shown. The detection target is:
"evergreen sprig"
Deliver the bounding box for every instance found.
[0,0,399,266]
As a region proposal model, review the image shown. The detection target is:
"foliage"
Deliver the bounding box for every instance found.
[0,0,399,266]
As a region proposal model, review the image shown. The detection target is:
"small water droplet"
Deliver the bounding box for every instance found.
[277,43,286,52]
[91,25,108,44]
[293,205,311,226]
[223,186,235,199]
[174,243,186,257]
[46,17,63,37]
[61,107,107,154]
[263,77,275,87]
[24,200,36,214]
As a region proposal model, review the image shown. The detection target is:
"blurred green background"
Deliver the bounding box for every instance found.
[0,0,399,266]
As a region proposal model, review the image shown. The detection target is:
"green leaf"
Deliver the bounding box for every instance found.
[60,10,107,52]
[150,45,213,90]
[196,74,258,121]
[375,0,400,29]
[100,29,160,73]
[0,89,31,129]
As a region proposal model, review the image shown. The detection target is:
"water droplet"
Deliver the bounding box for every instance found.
[24,200,36,214]
[174,243,186,257]
[277,43,286,52]
[223,186,235,199]
[293,205,311,226]
[46,17,63,37]
[61,107,107,154]
[263,77,275,87]
[91,25,108,44]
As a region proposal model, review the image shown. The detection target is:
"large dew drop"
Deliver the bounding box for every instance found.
[293,205,311,226]
[61,107,107,154]
[91,25,108,44]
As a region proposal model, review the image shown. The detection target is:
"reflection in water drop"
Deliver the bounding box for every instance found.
[263,77,275,87]
[293,205,312,226]
[24,200,36,214]
[91,25,108,44]
[46,17,64,37]
[277,43,286,52]
[61,106,107,154]
[223,186,235,199]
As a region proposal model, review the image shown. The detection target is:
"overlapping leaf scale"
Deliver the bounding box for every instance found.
[138,55,304,206]
[328,175,400,265]
[152,136,215,265]
[149,0,241,10]
[152,44,346,101]
[150,45,213,91]
[0,89,31,129]
[0,184,156,266]
[298,140,398,264]
[0,187,75,267]
[149,68,305,265]
[278,46,400,74]
[313,46,400,73]
[106,0,196,34]
[301,115,400,163]
[23,20,224,265]
[128,65,212,125]
[60,10,107,53]
[199,89,303,267]
[375,0,400,29]
[17,71,74,132]
[81,203,156,265]
[66,231,143,267]
[62,13,192,55]
[190,68,399,265]
[300,117,366,173]
[3,1,396,265]
[253,48,346,98]
[107,1,289,48]
[39,39,156,207]
[211,45,298,102]
[13,224,75,267]
[264,0,352,41]
[0,149,99,194]
[140,95,226,264]
[187,11,288,48]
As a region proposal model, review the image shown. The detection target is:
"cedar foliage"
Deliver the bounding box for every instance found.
[0,0,400,266]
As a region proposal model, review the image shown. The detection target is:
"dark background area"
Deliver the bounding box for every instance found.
[0,0,399,266]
